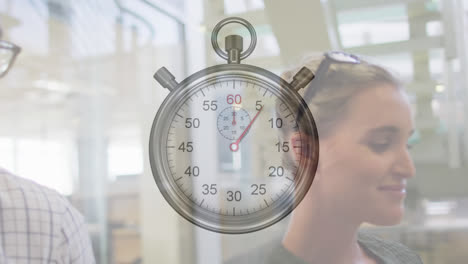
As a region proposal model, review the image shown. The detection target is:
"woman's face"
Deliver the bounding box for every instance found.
[306,84,416,226]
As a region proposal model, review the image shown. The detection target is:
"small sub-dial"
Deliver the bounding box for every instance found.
[217,106,251,140]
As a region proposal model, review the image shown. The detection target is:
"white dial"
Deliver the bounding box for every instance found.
[150,69,318,234]
[166,78,299,215]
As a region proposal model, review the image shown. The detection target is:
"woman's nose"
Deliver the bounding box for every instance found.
[393,146,416,179]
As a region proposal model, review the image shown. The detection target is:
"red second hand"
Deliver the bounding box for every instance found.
[232,111,236,125]
[230,105,263,152]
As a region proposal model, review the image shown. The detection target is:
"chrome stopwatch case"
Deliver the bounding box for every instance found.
[150,17,319,234]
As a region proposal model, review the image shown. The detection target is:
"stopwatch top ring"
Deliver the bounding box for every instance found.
[211,17,257,62]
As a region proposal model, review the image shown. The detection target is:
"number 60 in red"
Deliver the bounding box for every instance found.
[227,94,242,104]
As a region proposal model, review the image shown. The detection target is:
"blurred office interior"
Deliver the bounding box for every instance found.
[1,0,468,263]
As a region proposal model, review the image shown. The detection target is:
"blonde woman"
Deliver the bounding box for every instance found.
[228,52,423,264]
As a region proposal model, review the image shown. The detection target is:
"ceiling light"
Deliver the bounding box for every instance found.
[435,84,445,93]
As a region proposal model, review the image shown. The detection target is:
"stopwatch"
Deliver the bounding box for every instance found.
[150,17,319,234]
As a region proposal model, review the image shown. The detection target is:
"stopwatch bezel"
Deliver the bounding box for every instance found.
[149,64,319,234]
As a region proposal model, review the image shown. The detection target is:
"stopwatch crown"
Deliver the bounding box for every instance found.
[225,35,243,64]
[225,35,243,51]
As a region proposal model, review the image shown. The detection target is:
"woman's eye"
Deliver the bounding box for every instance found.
[368,142,391,153]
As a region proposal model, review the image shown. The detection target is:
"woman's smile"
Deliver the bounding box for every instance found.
[378,183,407,200]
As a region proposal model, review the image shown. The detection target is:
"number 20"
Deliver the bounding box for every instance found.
[268,166,284,177]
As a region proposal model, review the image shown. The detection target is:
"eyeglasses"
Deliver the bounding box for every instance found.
[302,51,360,103]
[296,51,360,125]
[0,40,21,78]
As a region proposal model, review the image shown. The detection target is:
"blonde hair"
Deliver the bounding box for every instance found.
[282,54,403,138]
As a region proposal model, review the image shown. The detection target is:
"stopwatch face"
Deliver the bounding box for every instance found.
[150,65,319,234]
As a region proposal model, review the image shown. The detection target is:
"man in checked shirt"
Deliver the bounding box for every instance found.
[1,30,96,263]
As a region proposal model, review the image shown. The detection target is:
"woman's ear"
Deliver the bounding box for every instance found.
[289,132,303,161]
[289,132,319,163]
[289,131,322,179]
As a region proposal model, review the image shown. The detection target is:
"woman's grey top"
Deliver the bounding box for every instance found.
[225,230,424,264]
